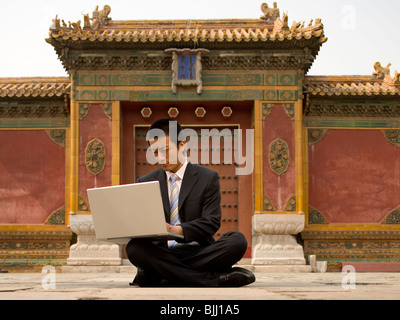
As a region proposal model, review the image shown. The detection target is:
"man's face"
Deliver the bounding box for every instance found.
[149,135,186,173]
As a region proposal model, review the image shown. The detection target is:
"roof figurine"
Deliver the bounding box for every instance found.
[373,62,400,87]
[52,5,111,32]
[273,12,289,33]
[87,5,112,30]
[260,2,280,24]
[373,62,391,79]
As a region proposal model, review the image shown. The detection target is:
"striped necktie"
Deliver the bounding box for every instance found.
[168,174,181,248]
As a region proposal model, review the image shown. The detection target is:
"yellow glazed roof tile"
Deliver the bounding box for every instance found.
[48,23,325,44]
[305,75,400,97]
[0,78,70,99]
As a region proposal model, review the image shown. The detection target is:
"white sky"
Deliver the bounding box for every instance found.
[1,0,399,77]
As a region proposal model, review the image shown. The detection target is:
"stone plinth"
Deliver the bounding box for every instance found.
[252,214,309,270]
[66,214,122,266]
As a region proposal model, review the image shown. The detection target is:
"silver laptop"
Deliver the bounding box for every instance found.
[87,181,184,245]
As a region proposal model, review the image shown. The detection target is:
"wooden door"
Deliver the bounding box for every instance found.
[121,101,253,257]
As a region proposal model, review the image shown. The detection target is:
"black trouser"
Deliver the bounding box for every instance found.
[126,231,247,287]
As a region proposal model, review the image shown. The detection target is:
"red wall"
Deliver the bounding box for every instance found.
[263,104,295,210]
[79,104,112,204]
[309,130,400,224]
[0,130,65,224]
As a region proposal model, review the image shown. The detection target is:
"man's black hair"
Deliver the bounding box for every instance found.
[148,119,183,146]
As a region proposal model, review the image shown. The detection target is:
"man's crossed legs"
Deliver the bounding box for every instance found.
[126,232,255,287]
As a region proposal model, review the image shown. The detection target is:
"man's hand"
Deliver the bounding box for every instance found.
[166,223,184,236]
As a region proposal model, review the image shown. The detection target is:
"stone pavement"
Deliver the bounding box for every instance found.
[1,272,400,300]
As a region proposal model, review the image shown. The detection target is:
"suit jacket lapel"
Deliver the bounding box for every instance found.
[156,169,170,222]
[179,163,198,215]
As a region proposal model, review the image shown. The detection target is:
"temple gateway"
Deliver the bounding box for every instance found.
[1,3,399,272]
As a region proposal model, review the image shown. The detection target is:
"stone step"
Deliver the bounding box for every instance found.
[241,265,312,273]
[62,259,313,274]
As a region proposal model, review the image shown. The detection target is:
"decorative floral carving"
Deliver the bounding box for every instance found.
[78,195,90,212]
[253,214,305,235]
[283,104,295,120]
[263,195,275,211]
[85,138,106,176]
[45,129,66,148]
[284,195,296,212]
[101,103,112,119]
[269,138,290,176]
[60,54,315,72]
[79,103,91,119]
[306,103,400,118]
[0,102,68,118]
[308,129,328,146]
[44,207,65,225]
[382,130,400,149]
[308,207,328,225]
[383,208,400,225]
[262,103,273,120]
[79,103,112,120]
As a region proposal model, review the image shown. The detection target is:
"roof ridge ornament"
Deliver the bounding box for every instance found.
[273,12,289,34]
[260,2,280,24]
[373,62,400,87]
[86,5,112,30]
[260,2,281,24]
[51,5,111,32]
[260,3,324,35]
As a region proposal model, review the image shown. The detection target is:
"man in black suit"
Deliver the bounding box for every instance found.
[126,119,255,287]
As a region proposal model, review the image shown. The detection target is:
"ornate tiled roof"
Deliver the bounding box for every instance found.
[46,4,327,73]
[48,19,325,45]
[304,76,400,97]
[0,78,70,99]
[46,4,327,53]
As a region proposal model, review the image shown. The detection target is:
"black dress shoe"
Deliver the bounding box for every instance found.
[129,270,139,286]
[130,267,162,287]
[218,267,256,287]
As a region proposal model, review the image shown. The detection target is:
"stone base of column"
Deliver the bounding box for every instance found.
[67,215,122,267]
[251,234,307,265]
[251,214,311,272]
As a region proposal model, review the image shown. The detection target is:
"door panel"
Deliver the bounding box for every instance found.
[121,101,253,258]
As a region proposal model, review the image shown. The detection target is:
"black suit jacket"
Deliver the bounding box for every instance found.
[137,163,221,246]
